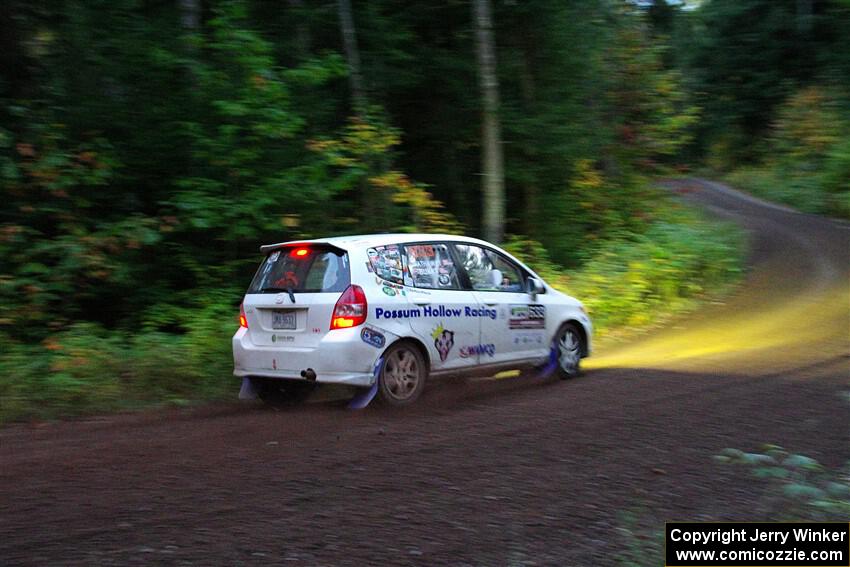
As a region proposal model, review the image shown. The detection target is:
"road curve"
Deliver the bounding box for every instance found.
[592,178,849,374]
[1,179,848,566]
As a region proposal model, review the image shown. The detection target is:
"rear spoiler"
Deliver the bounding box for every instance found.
[259,241,348,256]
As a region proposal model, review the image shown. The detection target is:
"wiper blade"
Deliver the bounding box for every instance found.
[258,287,297,303]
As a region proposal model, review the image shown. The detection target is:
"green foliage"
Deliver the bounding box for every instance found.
[506,198,745,337]
[716,445,850,520]
[306,112,461,234]
[675,0,850,163]
[822,138,850,218]
[726,167,829,215]
[615,511,664,567]
[0,298,236,423]
[0,114,128,338]
[725,87,850,219]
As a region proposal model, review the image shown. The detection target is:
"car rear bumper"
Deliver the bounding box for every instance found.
[233,368,375,387]
[232,326,394,388]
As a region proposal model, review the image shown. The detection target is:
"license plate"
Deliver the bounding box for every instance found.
[272,310,296,330]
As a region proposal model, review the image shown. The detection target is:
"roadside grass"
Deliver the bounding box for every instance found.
[0,302,236,423]
[721,87,850,220]
[715,444,850,521]
[614,443,850,567]
[615,510,664,566]
[0,192,746,424]
[725,166,850,219]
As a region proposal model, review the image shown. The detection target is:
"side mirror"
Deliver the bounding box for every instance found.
[526,277,545,298]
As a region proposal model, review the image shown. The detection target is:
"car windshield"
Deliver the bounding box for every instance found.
[247,247,350,293]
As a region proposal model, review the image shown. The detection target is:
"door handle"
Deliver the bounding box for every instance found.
[484,303,498,307]
[413,301,431,306]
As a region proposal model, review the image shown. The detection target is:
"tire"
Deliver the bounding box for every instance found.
[255,378,316,407]
[554,322,584,379]
[377,342,427,407]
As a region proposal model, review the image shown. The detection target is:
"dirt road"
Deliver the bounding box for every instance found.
[1,179,848,566]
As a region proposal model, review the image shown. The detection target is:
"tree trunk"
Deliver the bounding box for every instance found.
[179,0,200,32]
[336,0,385,230]
[337,0,366,112]
[796,0,812,35]
[519,44,539,239]
[288,0,311,58]
[473,0,505,243]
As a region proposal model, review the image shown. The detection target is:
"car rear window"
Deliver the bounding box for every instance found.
[248,247,350,293]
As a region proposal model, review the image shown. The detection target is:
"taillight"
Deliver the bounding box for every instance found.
[239,303,248,328]
[330,285,367,330]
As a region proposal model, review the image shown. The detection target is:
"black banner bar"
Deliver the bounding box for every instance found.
[665,522,849,567]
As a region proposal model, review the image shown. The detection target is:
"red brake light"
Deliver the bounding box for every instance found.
[291,248,310,257]
[239,303,248,328]
[330,285,367,330]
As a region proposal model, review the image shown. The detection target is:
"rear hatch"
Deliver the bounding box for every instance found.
[242,244,350,348]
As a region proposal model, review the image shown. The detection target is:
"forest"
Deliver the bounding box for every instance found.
[1,0,848,420]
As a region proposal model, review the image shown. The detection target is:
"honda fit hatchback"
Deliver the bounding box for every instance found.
[233,234,592,407]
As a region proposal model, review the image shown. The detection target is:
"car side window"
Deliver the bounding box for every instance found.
[485,250,525,292]
[453,244,497,291]
[402,243,461,290]
[367,245,404,285]
[453,244,525,292]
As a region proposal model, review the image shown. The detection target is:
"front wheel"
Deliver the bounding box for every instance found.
[377,342,427,407]
[555,323,584,379]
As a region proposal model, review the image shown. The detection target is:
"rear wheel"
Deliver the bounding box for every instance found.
[555,323,584,379]
[255,378,316,407]
[377,342,427,407]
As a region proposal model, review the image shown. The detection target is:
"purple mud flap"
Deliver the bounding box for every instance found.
[347,356,383,410]
[239,377,259,400]
[537,345,559,378]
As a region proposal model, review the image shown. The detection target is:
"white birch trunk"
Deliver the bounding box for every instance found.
[473,0,505,243]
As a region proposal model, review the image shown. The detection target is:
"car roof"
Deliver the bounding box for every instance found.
[261,233,498,252]
[259,233,544,281]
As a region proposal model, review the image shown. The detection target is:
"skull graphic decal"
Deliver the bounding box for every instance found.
[431,323,455,362]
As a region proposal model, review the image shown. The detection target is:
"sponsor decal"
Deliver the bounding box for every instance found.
[376,307,421,319]
[459,343,496,358]
[361,327,386,348]
[368,246,405,284]
[271,334,294,343]
[509,304,546,329]
[365,261,373,273]
[464,306,497,320]
[374,305,497,320]
[375,278,406,296]
[512,331,545,346]
[431,323,455,362]
[407,244,436,258]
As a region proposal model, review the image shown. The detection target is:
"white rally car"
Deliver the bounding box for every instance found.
[233,234,592,407]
